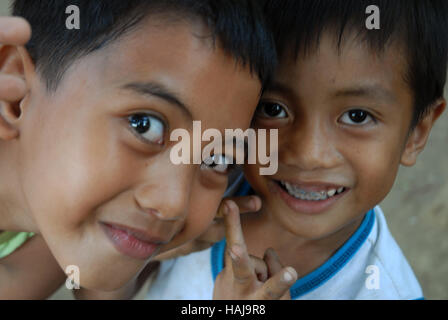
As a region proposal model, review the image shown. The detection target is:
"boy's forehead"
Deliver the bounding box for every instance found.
[55,18,260,131]
[100,17,213,76]
[274,31,410,102]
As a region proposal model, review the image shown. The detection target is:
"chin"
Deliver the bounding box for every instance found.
[80,271,133,292]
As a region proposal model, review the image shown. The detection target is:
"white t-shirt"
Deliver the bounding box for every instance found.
[146,206,423,300]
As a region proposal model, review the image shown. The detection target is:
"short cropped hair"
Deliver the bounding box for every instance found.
[13,0,277,91]
[264,0,448,128]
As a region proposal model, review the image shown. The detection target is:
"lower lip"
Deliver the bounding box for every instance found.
[271,181,348,215]
[101,223,159,260]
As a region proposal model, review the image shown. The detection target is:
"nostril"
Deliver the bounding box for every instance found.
[142,207,183,222]
[144,207,162,217]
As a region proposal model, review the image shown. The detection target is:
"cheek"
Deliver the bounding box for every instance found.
[350,142,402,205]
[243,164,267,196]
[164,186,224,251]
[20,108,134,231]
[189,188,223,234]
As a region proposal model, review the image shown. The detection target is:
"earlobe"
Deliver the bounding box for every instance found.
[0,45,35,141]
[400,100,446,167]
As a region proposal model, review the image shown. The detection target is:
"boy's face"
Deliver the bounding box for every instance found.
[245,32,440,240]
[16,20,260,289]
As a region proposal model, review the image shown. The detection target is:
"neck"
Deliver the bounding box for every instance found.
[0,144,36,232]
[242,207,364,277]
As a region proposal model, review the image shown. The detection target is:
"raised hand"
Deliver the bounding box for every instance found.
[154,195,262,261]
[213,200,298,300]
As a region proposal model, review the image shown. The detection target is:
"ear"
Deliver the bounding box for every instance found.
[0,44,35,140]
[400,99,446,167]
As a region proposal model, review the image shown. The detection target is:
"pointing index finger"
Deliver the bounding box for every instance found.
[216,195,261,219]
[223,200,254,284]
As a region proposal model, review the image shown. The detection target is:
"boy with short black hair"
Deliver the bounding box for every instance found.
[147,0,447,299]
[0,0,280,298]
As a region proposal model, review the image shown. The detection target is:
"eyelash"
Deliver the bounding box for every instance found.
[201,154,239,175]
[255,101,289,119]
[126,114,239,177]
[128,113,166,145]
[339,109,377,126]
[255,101,378,129]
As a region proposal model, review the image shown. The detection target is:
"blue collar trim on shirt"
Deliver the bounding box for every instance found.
[211,208,376,299]
[235,179,253,197]
[211,239,226,281]
[289,209,375,298]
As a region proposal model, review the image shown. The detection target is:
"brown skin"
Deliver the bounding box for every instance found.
[0,235,66,299]
[154,194,262,261]
[243,31,445,278]
[81,199,298,300]
[142,31,445,299]
[213,200,297,300]
[0,16,66,300]
[0,16,261,293]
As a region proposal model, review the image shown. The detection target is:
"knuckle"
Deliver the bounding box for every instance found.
[260,288,281,300]
[233,274,253,285]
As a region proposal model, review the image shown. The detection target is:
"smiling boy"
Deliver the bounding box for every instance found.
[146,0,447,300]
[243,0,447,299]
[0,0,276,297]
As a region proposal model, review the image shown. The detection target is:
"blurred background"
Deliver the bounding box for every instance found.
[1,0,447,299]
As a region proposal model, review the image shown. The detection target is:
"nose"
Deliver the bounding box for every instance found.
[133,163,193,222]
[280,119,343,171]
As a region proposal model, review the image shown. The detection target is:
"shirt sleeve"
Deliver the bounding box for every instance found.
[0,231,35,259]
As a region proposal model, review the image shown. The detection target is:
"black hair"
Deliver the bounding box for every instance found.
[12,0,277,91]
[263,0,448,128]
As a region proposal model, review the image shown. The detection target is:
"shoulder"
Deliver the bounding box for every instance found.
[146,247,215,300]
[355,206,423,299]
[300,207,423,300]
[0,234,65,299]
[0,231,35,259]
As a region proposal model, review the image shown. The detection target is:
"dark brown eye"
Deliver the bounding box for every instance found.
[129,114,151,133]
[256,102,287,119]
[129,114,165,144]
[340,109,374,125]
[348,110,368,123]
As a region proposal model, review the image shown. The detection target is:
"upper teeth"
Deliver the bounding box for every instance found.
[280,181,345,201]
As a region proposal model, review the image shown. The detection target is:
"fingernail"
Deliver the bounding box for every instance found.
[226,200,237,214]
[229,248,238,261]
[223,202,230,216]
[250,198,257,210]
[283,268,297,283]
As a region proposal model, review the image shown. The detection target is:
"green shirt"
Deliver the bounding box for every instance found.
[0,231,35,259]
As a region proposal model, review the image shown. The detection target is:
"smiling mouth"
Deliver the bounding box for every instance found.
[276,180,348,201]
[272,179,349,215]
[100,222,168,260]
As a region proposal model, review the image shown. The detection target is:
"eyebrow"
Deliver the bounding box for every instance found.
[263,82,294,97]
[122,82,192,119]
[332,84,396,103]
[265,82,396,105]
